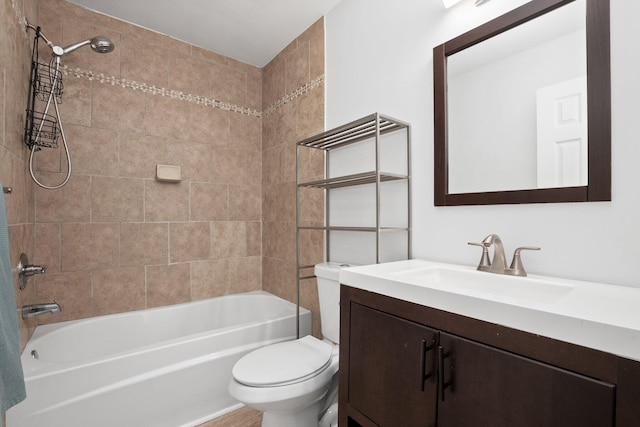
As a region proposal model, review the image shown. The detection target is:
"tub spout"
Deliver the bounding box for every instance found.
[22,301,61,319]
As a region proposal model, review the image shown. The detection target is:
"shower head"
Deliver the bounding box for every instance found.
[53,36,115,56]
[89,36,115,54]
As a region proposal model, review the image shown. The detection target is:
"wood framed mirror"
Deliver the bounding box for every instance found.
[433,0,610,206]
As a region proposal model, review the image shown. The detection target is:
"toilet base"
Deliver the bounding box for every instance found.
[261,401,322,427]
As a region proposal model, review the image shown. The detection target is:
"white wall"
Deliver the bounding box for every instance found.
[325,0,640,287]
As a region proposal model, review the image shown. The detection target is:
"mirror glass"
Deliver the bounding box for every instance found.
[434,0,610,206]
[447,0,586,194]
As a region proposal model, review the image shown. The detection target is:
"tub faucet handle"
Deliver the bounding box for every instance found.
[17,253,46,290]
[22,264,46,275]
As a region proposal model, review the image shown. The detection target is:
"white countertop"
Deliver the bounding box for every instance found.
[340,259,640,362]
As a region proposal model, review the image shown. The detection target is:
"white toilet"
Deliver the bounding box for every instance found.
[228,262,348,427]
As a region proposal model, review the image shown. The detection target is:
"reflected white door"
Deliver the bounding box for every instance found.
[536,76,587,188]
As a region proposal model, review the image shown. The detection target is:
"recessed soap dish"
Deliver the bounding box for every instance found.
[156,164,181,183]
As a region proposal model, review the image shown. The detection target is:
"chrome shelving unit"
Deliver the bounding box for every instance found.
[295,113,411,334]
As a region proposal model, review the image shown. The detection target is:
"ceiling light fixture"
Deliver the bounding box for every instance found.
[442,0,491,8]
[442,0,464,8]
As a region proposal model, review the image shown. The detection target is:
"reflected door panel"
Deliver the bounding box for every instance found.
[536,76,588,188]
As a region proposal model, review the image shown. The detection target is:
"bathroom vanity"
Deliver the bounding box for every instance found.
[338,260,640,427]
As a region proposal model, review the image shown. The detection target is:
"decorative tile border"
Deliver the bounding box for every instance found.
[61,65,324,119]
[61,65,262,117]
[263,74,325,117]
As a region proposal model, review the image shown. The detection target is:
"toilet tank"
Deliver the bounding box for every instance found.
[314,262,352,344]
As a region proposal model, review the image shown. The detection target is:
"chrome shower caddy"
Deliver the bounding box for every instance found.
[24,29,63,150]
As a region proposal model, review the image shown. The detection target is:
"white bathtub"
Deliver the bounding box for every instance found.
[7,291,311,427]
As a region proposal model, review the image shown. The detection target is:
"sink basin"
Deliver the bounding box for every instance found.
[340,259,640,363]
[391,265,575,303]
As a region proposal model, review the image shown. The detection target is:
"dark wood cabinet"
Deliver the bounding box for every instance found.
[438,332,615,427]
[349,303,438,426]
[340,285,639,427]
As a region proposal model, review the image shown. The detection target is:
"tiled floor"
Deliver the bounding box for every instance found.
[196,407,262,427]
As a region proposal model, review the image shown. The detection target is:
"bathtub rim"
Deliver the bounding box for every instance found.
[22,291,311,378]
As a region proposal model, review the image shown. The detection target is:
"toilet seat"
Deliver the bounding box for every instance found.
[232,336,333,387]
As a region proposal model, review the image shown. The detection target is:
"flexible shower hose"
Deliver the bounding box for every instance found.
[29,56,72,190]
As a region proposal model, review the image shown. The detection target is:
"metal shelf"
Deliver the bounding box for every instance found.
[297,113,410,151]
[298,226,409,232]
[299,171,408,189]
[295,112,411,337]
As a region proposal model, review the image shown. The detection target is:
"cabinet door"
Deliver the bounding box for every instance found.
[348,303,438,426]
[437,332,616,427]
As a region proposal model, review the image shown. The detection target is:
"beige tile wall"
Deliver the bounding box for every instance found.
[3,0,325,352]
[1,0,38,353]
[2,0,325,424]
[28,0,264,326]
[29,0,324,333]
[262,19,325,337]
[1,2,38,426]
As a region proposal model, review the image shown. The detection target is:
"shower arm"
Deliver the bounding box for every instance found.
[26,21,85,57]
[25,21,54,50]
[58,40,90,56]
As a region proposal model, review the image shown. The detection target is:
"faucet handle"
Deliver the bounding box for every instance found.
[468,242,491,272]
[507,246,541,277]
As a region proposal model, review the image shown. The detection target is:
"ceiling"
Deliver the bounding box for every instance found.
[67,0,345,68]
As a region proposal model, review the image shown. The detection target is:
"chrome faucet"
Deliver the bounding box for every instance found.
[22,301,61,319]
[469,234,540,277]
[482,234,507,275]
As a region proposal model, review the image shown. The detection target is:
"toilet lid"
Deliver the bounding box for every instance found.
[232,336,333,387]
